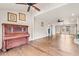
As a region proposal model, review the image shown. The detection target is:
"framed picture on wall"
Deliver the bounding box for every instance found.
[41,21,44,27]
[8,12,17,22]
[19,13,26,21]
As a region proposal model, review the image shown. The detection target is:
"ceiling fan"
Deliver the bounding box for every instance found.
[16,3,40,12]
[57,19,64,22]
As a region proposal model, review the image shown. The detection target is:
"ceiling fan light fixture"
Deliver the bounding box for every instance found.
[57,19,64,22]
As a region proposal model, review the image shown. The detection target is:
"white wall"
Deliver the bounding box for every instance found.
[0,9,34,49]
[34,15,57,39]
[34,17,48,39]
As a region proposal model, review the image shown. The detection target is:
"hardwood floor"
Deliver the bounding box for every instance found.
[0,34,79,56]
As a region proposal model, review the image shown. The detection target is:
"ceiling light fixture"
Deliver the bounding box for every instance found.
[72,13,75,16]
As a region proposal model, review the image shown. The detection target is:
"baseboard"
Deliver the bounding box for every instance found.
[29,36,48,42]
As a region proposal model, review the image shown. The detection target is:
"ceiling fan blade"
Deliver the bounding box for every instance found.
[32,5,40,11]
[27,3,36,6]
[27,6,31,12]
[16,3,27,5]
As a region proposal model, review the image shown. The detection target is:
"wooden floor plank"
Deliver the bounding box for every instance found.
[0,34,79,56]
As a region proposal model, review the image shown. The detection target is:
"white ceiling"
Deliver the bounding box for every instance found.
[1,3,79,18]
[36,3,64,11]
[36,3,79,24]
[0,3,28,11]
[0,3,64,13]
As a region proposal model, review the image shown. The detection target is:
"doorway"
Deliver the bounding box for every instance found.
[55,24,76,35]
[55,24,76,43]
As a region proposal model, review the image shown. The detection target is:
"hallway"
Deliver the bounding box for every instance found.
[0,34,79,56]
